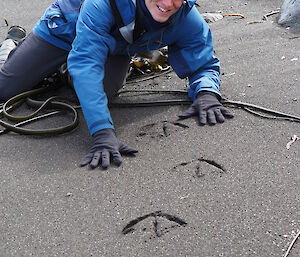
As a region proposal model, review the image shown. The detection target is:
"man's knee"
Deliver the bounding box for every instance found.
[0,77,17,102]
[0,85,12,102]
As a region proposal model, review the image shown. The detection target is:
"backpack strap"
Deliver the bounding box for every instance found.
[109,0,125,28]
[109,0,137,43]
[133,0,146,41]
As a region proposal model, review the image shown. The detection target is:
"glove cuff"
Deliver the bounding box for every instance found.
[197,91,221,101]
[92,128,115,138]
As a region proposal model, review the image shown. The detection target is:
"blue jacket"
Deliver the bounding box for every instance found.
[34,0,221,135]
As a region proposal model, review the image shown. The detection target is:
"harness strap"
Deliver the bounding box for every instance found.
[133,0,146,41]
[110,0,144,44]
[109,0,125,28]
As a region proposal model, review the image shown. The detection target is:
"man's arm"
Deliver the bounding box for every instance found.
[68,0,137,169]
[68,0,116,135]
[168,6,233,124]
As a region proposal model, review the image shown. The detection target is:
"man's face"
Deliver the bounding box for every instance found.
[145,0,184,23]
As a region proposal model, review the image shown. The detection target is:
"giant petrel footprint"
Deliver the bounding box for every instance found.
[122,211,187,240]
[137,121,189,139]
[173,157,226,179]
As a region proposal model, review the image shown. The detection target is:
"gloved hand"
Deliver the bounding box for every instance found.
[80,128,138,169]
[179,91,234,125]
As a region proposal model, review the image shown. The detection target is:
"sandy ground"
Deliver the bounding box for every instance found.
[0,0,299,256]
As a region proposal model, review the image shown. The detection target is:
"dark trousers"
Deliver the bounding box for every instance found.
[0,32,130,102]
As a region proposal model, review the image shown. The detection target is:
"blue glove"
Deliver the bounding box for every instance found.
[80,128,138,169]
[179,91,234,125]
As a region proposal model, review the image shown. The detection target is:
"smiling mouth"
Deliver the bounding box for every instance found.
[157,5,169,13]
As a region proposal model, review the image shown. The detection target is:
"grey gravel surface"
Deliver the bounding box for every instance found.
[0,0,299,256]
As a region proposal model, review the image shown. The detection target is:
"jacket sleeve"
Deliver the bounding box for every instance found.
[67,0,116,135]
[168,7,221,101]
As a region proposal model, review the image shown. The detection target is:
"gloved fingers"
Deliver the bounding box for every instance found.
[79,153,94,167]
[90,151,101,169]
[111,151,122,167]
[198,110,207,126]
[178,105,197,119]
[220,107,234,118]
[119,142,138,155]
[101,149,110,169]
[214,108,225,123]
[207,109,217,125]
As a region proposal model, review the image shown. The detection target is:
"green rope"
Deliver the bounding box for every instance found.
[0,86,79,136]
